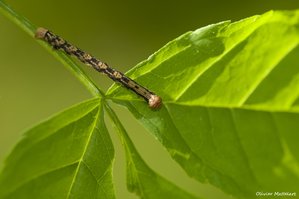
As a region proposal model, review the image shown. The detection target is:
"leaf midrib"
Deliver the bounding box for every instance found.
[3,162,78,198]
[165,101,299,114]
[66,103,102,198]
[1,105,103,198]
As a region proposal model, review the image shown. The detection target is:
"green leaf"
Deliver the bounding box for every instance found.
[107,10,299,198]
[0,98,116,199]
[105,105,200,199]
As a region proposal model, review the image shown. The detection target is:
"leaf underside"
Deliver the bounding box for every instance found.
[107,10,299,198]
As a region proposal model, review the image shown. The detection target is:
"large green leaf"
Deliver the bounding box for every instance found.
[107,10,299,198]
[2,0,299,198]
[0,98,116,199]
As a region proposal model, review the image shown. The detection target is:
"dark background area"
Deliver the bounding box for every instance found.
[1,0,298,198]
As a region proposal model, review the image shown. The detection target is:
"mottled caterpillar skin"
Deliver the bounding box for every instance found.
[35,27,162,109]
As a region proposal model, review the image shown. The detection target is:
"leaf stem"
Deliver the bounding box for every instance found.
[0,1,103,97]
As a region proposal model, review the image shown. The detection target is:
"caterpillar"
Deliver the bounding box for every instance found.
[35,27,162,109]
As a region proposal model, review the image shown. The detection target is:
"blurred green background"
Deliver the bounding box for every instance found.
[1,0,298,198]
